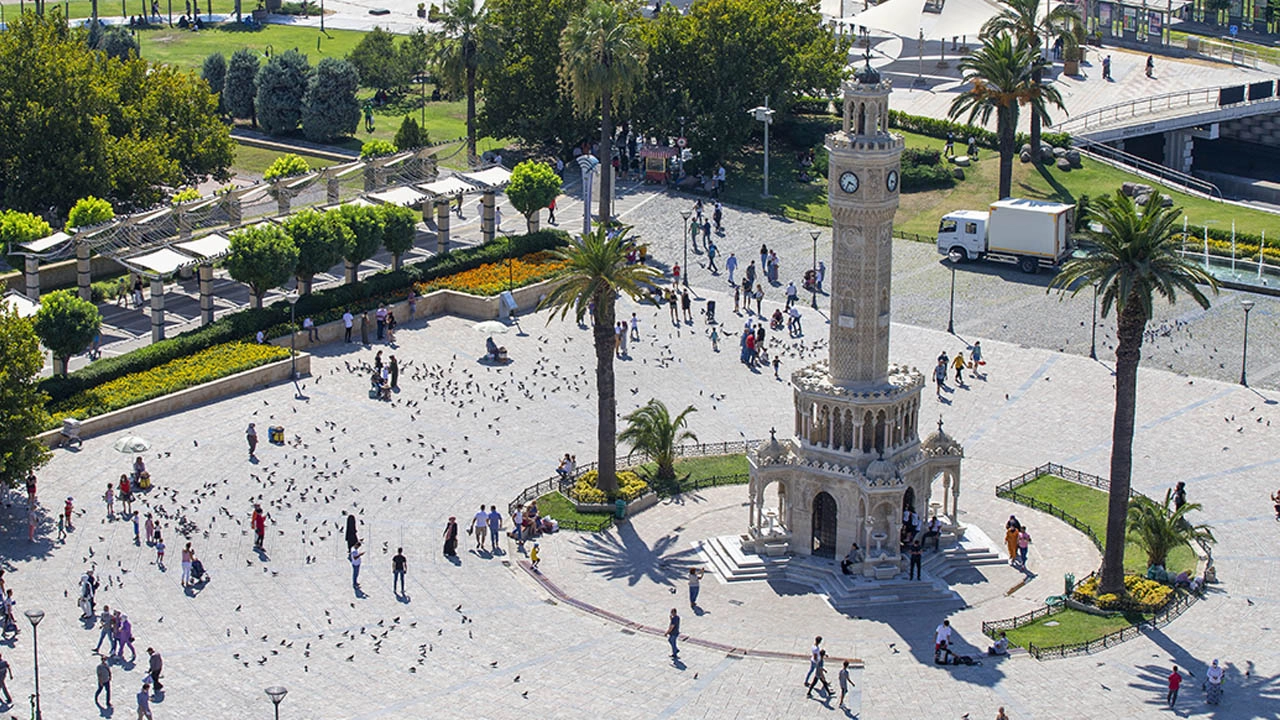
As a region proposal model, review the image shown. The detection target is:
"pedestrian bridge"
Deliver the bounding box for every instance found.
[1052,80,1280,144]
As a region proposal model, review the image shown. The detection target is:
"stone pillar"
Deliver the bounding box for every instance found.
[436,200,450,252]
[198,263,215,326]
[481,190,496,245]
[1162,129,1195,174]
[24,256,40,300]
[177,208,193,241]
[76,240,92,302]
[344,259,358,284]
[150,278,166,343]
[275,188,291,217]
[364,165,378,192]
[227,197,243,228]
[327,177,341,205]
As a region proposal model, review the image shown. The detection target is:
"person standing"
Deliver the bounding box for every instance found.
[180,543,193,587]
[389,355,399,390]
[0,652,11,706]
[392,548,407,595]
[837,660,853,708]
[246,423,258,458]
[1205,658,1224,704]
[816,261,826,292]
[118,615,136,662]
[944,132,955,158]
[360,311,370,345]
[1167,665,1182,706]
[137,683,153,720]
[754,285,764,316]
[407,290,417,320]
[681,289,693,323]
[970,341,983,379]
[95,655,112,708]
[146,647,163,692]
[343,311,354,343]
[726,253,738,286]
[443,517,459,557]
[349,542,364,587]
[712,202,723,232]
[785,281,798,309]
[487,505,503,554]
[909,541,923,580]
[105,484,115,519]
[934,358,947,398]
[666,608,681,659]
[529,541,541,571]
[688,568,705,607]
[473,505,489,552]
[805,636,823,686]
[252,505,266,551]
[1173,481,1187,511]
[94,605,115,653]
[375,305,387,340]
[630,313,640,342]
[952,352,967,385]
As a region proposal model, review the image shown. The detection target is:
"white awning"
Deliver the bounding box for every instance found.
[122,247,195,277]
[3,290,40,318]
[18,231,73,255]
[460,166,512,189]
[847,0,1005,40]
[173,234,232,262]
[367,186,428,207]
[418,176,477,199]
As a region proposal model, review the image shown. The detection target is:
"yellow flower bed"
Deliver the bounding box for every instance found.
[415,251,567,297]
[569,470,649,503]
[49,342,290,425]
[1071,574,1174,611]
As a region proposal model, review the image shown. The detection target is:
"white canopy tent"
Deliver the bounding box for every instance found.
[459,166,513,190]
[367,186,429,207]
[16,231,74,258]
[418,176,477,200]
[172,234,232,263]
[120,247,197,279]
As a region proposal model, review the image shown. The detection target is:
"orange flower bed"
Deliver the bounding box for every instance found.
[415,251,567,297]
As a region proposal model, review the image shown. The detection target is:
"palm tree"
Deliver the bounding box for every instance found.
[560,0,647,226]
[1050,192,1216,594]
[1127,489,1214,570]
[981,0,1083,155]
[949,33,1064,200]
[538,226,659,494]
[619,399,698,482]
[433,0,494,165]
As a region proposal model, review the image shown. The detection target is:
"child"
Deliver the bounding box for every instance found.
[773,356,781,379]
[155,533,165,568]
[838,660,853,709]
[733,285,740,313]
[145,515,155,546]
[133,513,141,544]
[710,327,720,352]
[64,497,74,529]
[530,542,541,572]
[105,484,115,519]
[56,513,66,542]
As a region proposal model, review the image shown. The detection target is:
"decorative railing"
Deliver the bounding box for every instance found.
[1025,590,1198,660]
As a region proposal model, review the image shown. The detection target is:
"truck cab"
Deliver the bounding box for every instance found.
[936,210,989,262]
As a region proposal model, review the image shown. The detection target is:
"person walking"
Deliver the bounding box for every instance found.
[252,505,266,551]
[392,548,407,595]
[118,615,136,662]
[146,647,163,692]
[95,655,112,708]
[1017,527,1031,568]
[473,505,489,552]
[547,196,557,225]
[487,505,503,554]
[630,313,640,341]
[681,289,693,323]
[706,241,718,274]
[349,542,364,587]
[909,541,923,580]
[137,682,153,719]
[1167,665,1182,706]
[180,543,193,587]
[934,357,947,398]
[343,311,354,343]
[805,636,823,686]
[688,568,705,607]
[94,605,115,653]
[1205,658,1224,704]
[837,660,853,709]
[944,132,955,157]
[1173,481,1187,511]
[726,253,738,286]
[970,341,983,379]
[246,423,258,458]
[807,649,833,698]
[666,608,681,659]
[952,352,967,386]
[529,541,541,571]
[443,517,459,557]
[712,202,723,233]
[0,652,11,706]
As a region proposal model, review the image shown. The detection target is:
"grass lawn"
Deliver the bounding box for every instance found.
[1004,606,1149,649]
[1013,474,1198,575]
[633,453,749,494]
[46,0,244,21]
[535,491,612,530]
[1168,29,1280,67]
[720,118,1280,240]
[232,143,336,177]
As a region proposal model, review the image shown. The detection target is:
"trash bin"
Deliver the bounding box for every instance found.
[615,499,627,520]
[1064,572,1075,595]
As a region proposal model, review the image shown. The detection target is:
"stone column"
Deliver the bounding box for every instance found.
[344,259,358,284]
[951,471,960,524]
[327,177,341,205]
[436,200,450,252]
[24,256,40,300]
[177,208,193,241]
[481,190,496,245]
[227,196,243,228]
[364,165,378,192]
[198,263,215,326]
[76,240,92,302]
[150,277,166,342]
[275,187,291,217]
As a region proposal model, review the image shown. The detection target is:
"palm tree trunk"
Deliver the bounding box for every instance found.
[997,107,1016,200]
[598,86,613,225]
[1030,65,1043,156]
[465,61,477,166]
[1100,297,1147,594]
[594,289,618,494]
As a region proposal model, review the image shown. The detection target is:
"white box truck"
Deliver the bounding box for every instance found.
[936,198,1075,273]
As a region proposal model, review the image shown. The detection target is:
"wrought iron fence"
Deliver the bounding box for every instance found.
[1026,591,1199,660]
[981,602,1064,637]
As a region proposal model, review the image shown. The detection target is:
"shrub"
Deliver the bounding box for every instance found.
[32,290,101,373]
[393,115,428,150]
[302,57,361,142]
[201,52,226,107]
[47,342,289,426]
[67,196,115,229]
[94,25,139,61]
[415,251,567,297]
[361,139,398,159]
[1071,573,1174,611]
[262,154,311,182]
[0,210,52,255]
[901,163,955,192]
[255,49,311,136]
[903,147,942,166]
[171,188,201,204]
[569,469,649,502]
[223,48,260,121]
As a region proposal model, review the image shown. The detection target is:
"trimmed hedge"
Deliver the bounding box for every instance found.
[785,105,1072,152]
[40,229,571,405]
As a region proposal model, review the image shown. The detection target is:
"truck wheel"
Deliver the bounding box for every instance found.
[1018,257,1038,274]
[948,247,968,263]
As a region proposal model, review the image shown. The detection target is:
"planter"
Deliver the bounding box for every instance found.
[1063,59,1080,76]
[570,491,659,517]
[252,8,268,20]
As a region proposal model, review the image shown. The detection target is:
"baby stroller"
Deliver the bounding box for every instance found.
[190,558,209,584]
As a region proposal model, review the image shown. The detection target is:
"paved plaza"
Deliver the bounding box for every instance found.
[4,187,1280,718]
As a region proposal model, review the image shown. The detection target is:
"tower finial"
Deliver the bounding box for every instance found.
[937,416,945,434]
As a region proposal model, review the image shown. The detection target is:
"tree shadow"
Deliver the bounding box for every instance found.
[569,520,701,588]
[1138,624,1280,718]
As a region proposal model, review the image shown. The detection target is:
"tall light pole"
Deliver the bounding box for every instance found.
[265,686,288,720]
[25,608,44,720]
[679,210,691,288]
[809,229,820,308]
[286,290,299,380]
[946,260,957,334]
[1240,298,1255,386]
[577,154,599,239]
[1089,282,1099,360]
[748,99,775,198]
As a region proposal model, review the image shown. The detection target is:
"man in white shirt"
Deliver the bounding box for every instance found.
[349,542,363,588]
[934,620,952,663]
[302,317,317,341]
[785,281,798,309]
[342,311,354,343]
[804,636,823,686]
[474,506,490,552]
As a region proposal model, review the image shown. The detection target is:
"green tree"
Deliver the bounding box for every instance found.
[0,210,53,255]
[284,209,352,294]
[347,27,410,93]
[94,25,139,61]
[223,48,260,121]
[0,305,51,490]
[256,49,311,136]
[537,226,659,494]
[1127,490,1215,571]
[378,204,418,270]
[225,224,299,308]
[334,205,385,283]
[361,139,398,158]
[480,0,591,151]
[1050,193,1217,595]
[433,0,498,164]
[949,33,1063,200]
[202,52,227,110]
[561,0,646,224]
[262,153,311,182]
[400,27,432,80]
[981,0,1082,155]
[67,196,115,229]
[32,289,101,375]
[302,57,362,142]
[393,115,429,150]
[618,399,697,482]
[506,160,561,232]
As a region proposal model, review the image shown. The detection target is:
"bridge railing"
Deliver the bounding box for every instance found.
[1072,137,1222,198]
[1053,80,1280,135]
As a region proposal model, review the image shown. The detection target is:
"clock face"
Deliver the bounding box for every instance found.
[886,170,899,193]
[839,171,859,194]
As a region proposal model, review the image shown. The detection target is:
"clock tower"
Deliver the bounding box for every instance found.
[743,63,964,576]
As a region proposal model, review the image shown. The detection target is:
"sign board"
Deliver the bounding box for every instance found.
[1148,12,1162,36]
[1229,24,1238,36]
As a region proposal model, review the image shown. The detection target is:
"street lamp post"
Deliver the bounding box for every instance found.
[265,686,288,720]
[809,230,820,308]
[946,261,957,334]
[286,291,299,380]
[25,609,44,720]
[679,210,691,287]
[748,99,775,198]
[1240,298,1255,386]
[1089,282,1099,360]
[577,154,599,239]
